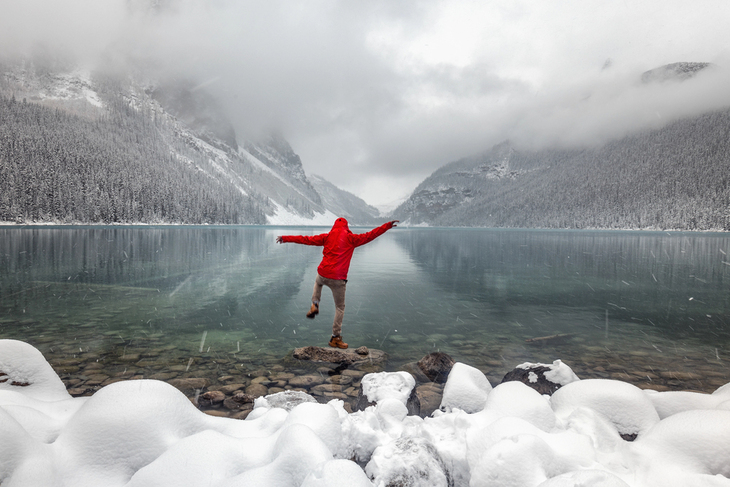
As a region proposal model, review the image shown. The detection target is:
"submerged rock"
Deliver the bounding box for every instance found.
[198,390,225,407]
[256,390,318,411]
[399,362,431,383]
[417,352,455,383]
[292,346,387,367]
[288,375,325,388]
[223,391,255,410]
[168,378,210,394]
[415,383,444,417]
[245,383,268,397]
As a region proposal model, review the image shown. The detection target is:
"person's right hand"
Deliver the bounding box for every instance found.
[276,236,284,244]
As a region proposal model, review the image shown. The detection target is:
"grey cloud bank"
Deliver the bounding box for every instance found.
[2,0,729,207]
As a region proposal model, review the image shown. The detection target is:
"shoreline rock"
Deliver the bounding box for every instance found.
[291,345,388,367]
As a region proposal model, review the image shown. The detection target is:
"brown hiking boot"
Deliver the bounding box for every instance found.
[329,335,348,349]
[306,302,319,319]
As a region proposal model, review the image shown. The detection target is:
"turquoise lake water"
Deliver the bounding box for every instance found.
[1,226,729,394]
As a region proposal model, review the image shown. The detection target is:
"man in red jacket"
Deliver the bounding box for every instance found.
[276,218,399,349]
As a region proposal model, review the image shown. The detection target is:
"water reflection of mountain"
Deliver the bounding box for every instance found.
[2,227,271,287]
[393,229,730,337]
[0,227,312,333]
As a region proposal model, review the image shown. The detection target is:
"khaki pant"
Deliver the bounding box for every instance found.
[312,274,347,336]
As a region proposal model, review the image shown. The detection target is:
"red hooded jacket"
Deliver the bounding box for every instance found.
[279,218,395,280]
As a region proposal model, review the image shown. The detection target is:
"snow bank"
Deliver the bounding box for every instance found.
[3,338,730,487]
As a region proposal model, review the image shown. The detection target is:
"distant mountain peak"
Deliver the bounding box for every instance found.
[243,132,318,203]
[309,175,380,223]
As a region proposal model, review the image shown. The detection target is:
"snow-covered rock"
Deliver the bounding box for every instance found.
[503,359,580,395]
[551,379,660,437]
[439,362,493,413]
[361,371,416,406]
[484,381,556,431]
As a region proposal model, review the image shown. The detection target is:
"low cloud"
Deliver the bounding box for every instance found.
[2,0,729,206]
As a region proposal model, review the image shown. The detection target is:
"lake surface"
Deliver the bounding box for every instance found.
[1,226,729,404]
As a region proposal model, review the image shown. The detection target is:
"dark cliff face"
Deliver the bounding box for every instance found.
[243,132,323,209]
[266,131,304,171]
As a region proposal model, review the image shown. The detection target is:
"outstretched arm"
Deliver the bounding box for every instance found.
[350,220,399,247]
[276,233,328,246]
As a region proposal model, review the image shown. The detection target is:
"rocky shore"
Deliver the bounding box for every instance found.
[48,336,729,420]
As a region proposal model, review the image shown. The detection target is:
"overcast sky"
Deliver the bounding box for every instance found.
[2,0,730,209]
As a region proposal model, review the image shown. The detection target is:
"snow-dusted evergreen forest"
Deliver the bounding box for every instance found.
[394,108,730,230]
[0,58,381,226]
[0,92,268,224]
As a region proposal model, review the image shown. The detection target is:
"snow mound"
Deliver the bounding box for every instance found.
[302,459,374,487]
[0,339,71,401]
[484,381,556,431]
[439,362,493,413]
[537,469,631,487]
[366,436,451,487]
[634,409,730,479]
[361,371,415,405]
[644,382,730,419]
[466,416,596,487]
[551,378,660,437]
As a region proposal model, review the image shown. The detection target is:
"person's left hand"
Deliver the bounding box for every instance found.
[390,220,400,227]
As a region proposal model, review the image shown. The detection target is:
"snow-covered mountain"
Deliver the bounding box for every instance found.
[0,58,377,225]
[308,175,380,225]
[393,64,730,231]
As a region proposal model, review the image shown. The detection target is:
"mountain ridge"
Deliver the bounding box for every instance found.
[392,108,730,231]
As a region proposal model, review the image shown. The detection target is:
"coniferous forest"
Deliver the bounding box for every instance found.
[394,108,730,231]
[0,94,267,224]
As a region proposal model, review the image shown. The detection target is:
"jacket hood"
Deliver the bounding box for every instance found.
[331,218,350,232]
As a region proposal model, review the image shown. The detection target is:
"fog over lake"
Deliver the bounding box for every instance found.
[1,226,728,400]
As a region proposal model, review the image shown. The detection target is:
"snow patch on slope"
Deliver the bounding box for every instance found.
[42,69,102,107]
[267,203,338,226]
